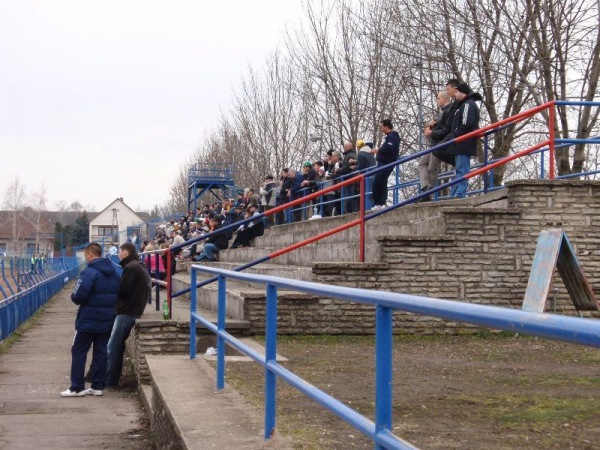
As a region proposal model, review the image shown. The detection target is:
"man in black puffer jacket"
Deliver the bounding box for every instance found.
[61,243,120,397]
[105,243,151,388]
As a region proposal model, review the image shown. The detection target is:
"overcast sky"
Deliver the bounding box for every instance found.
[0,0,304,213]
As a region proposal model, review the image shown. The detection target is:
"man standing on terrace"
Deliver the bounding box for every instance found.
[435,82,482,198]
[105,243,151,388]
[61,243,119,397]
[370,119,401,210]
[419,91,453,201]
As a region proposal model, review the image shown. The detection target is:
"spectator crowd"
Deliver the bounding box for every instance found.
[133,79,482,267]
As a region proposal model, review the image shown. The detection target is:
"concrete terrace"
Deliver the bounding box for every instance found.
[0,286,291,449]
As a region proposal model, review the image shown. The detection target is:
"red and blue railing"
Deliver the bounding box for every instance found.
[149,100,600,317]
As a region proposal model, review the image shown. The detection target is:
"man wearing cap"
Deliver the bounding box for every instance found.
[435,82,483,198]
[419,90,453,201]
[371,119,401,210]
[356,140,376,172]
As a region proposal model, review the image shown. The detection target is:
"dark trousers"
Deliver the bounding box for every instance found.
[371,166,394,206]
[70,330,110,392]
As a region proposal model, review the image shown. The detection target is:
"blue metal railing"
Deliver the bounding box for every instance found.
[189,266,600,450]
[0,257,80,340]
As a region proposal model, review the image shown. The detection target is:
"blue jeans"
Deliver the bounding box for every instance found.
[201,243,218,260]
[70,331,109,392]
[105,314,138,386]
[451,154,471,198]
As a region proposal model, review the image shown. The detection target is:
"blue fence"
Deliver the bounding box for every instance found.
[189,266,600,450]
[0,257,80,341]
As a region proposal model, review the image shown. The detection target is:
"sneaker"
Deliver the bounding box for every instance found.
[84,388,103,396]
[370,204,385,211]
[60,389,87,397]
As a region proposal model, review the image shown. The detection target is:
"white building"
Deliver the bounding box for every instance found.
[89,198,146,250]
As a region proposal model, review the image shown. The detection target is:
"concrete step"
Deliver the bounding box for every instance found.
[145,355,292,449]
[185,262,315,282]
[255,215,447,248]
[174,275,319,320]
[218,242,382,265]
[258,189,507,239]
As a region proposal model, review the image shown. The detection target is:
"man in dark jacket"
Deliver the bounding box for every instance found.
[194,216,230,261]
[419,91,454,200]
[61,243,119,397]
[105,243,151,387]
[231,204,265,248]
[440,82,482,198]
[338,142,358,213]
[370,119,401,209]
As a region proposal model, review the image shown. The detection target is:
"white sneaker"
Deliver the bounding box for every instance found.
[370,205,385,211]
[60,388,87,397]
[84,388,103,396]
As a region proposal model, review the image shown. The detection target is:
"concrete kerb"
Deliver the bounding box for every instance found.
[143,354,292,450]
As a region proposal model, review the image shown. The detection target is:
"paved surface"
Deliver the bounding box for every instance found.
[0,284,150,449]
[145,355,292,449]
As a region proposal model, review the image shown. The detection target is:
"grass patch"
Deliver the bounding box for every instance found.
[0,303,49,355]
[500,374,600,387]
[490,395,599,425]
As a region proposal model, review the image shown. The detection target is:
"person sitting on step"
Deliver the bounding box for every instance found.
[230,204,265,249]
[193,215,229,262]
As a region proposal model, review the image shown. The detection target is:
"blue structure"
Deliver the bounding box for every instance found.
[187,163,239,212]
[189,266,600,449]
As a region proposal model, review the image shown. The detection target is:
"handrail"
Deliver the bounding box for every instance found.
[0,257,79,340]
[189,266,600,448]
[163,100,600,313]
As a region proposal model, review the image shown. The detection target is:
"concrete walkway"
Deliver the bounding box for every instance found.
[0,284,151,449]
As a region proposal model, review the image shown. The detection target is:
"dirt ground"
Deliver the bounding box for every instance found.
[220,333,600,450]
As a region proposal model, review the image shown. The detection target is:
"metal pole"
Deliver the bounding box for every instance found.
[216,274,226,390]
[418,58,423,152]
[375,304,393,450]
[549,102,556,179]
[189,268,197,359]
[359,176,366,263]
[264,283,278,439]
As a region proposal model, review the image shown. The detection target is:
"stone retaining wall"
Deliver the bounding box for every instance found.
[150,383,185,450]
[126,320,191,384]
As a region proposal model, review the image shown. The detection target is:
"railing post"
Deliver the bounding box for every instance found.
[393,166,400,204]
[359,177,366,263]
[483,134,490,193]
[549,102,556,179]
[264,282,278,439]
[366,175,373,210]
[189,268,197,360]
[154,253,160,311]
[375,304,393,450]
[540,147,546,179]
[166,250,172,319]
[216,274,226,390]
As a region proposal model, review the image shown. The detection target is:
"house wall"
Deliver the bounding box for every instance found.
[89,200,145,246]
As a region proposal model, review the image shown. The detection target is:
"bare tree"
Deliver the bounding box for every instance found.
[2,178,28,256]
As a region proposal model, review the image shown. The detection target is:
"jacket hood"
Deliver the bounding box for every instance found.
[89,257,117,276]
[463,92,483,102]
